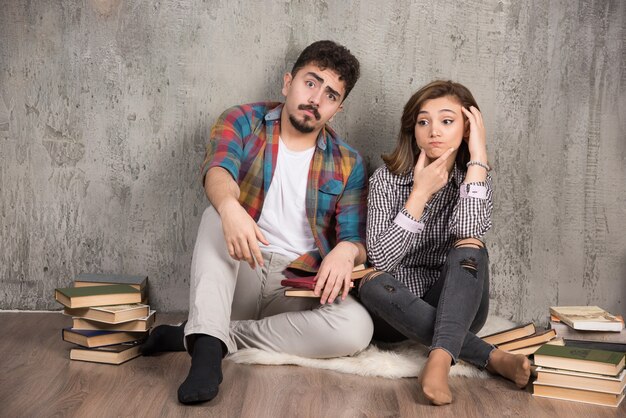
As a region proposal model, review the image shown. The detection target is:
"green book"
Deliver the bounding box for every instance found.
[534,344,625,376]
[75,273,147,290]
[55,284,142,308]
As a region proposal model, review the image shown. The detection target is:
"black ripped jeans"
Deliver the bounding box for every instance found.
[358,246,495,368]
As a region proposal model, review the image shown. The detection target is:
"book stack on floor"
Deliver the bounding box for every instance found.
[54,274,153,365]
[532,344,626,407]
[549,306,626,353]
[281,264,375,297]
[481,322,563,356]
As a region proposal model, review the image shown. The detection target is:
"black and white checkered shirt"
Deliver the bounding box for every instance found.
[366,163,493,297]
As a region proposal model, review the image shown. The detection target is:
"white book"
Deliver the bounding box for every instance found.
[550,306,624,332]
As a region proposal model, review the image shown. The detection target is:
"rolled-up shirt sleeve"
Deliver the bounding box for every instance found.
[202,106,249,181]
[449,173,493,239]
[366,173,430,272]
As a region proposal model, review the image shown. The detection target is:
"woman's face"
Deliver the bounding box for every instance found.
[414,95,466,162]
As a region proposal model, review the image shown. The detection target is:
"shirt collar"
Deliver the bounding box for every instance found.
[265,104,283,122]
[450,162,464,186]
[265,103,329,151]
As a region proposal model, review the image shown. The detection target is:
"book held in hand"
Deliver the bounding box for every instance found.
[71,311,156,332]
[283,283,355,297]
[284,289,321,297]
[480,322,536,346]
[62,327,147,348]
[281,265,374,297]
[281,276,319,291]
[70,342,142,365]
[533,344,625,376]
[64,303,150,324]
[550,306,624,332]
[55,284,142,308]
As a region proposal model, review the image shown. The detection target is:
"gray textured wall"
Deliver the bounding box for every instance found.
[1,0,624,324]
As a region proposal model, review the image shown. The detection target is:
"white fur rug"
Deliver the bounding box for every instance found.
[227,316,515,379]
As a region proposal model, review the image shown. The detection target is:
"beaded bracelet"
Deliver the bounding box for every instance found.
[466,160,491,172]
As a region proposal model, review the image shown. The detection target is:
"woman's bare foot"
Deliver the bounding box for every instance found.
[486,349,531,388]
[419,348,453,405]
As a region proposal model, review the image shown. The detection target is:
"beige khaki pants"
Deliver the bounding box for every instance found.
[184,206,373,358]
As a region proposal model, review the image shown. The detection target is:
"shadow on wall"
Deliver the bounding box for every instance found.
[621,254,626,318]
[0,93,9,135]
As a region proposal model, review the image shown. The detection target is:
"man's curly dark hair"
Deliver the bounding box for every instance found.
[291,40,360,101]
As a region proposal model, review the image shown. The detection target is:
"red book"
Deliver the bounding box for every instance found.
[280,276,317,290]
[280,265,374,292]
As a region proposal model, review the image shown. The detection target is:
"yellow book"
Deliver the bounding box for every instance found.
[72,311,156,332]
[63,303,149,324]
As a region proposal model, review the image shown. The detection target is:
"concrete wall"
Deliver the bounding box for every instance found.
[1,0,624,323]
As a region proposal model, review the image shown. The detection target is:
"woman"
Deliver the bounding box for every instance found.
[359,80,530,405]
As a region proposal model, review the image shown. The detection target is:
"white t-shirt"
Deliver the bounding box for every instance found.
[257,137,317,260]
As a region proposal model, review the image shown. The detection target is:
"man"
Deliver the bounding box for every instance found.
[142,40,373,404]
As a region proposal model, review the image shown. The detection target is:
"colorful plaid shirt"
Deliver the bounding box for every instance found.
[203,102,367,275]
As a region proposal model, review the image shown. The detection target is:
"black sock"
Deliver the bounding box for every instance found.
[178,334,223,404]
[140,321,186,355]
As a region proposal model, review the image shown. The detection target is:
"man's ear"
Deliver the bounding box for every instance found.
[281,72,293,97]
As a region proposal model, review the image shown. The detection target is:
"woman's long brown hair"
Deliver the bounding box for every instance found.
[383,80,480,175]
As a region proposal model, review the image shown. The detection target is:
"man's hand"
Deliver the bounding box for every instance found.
[313,241,359,305]
[218,199,269,269]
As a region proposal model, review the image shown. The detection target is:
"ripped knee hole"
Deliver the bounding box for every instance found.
[460,257,478,272]
[384,284,395,293]
[453,238,485,249]
[358,270,385,291]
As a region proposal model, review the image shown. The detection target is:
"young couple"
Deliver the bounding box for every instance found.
[142,40,531,406]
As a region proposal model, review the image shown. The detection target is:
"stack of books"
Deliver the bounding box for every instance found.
[533,344,626,407]
[54,274,153,365]
[549,306,626,352]
[281,264,374,297]
[481,322,563,356]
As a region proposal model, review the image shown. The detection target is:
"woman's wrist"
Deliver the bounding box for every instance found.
[405,190,429,219]
[469,150,488,164]
[409,189,429,205]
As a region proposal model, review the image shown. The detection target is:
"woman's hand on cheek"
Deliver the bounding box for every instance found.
[412,147,455,200]
[461,106,487,161]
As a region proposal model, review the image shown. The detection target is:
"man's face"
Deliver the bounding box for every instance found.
[281,64,346,134]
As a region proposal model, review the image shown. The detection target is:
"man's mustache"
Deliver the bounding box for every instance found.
[298,104,321,120]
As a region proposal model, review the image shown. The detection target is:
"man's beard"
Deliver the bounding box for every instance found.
[289,114,315,133]
[288,105,321,134]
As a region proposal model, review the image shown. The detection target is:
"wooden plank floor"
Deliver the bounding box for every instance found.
[1,312,625,418]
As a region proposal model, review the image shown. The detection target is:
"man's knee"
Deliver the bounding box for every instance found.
[327,302,374,356]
